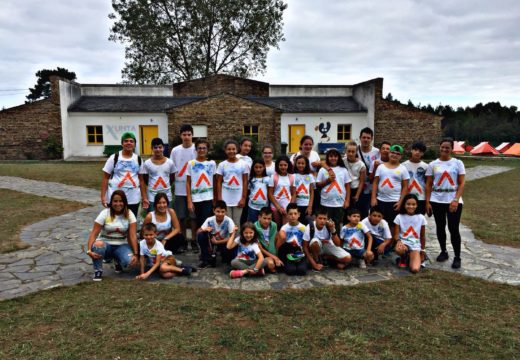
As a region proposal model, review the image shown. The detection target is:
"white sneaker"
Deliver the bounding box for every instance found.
[359,259,367,269]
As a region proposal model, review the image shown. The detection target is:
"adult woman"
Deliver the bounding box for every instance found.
[142,193,185,254]
[86,190,139,281]
[289,135,321,176]
[262,144,276,176]
[425,139,466,269]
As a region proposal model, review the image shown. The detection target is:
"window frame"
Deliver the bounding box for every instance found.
[242,124,259,142]
[337,124,352,142]
[86,125,104,145]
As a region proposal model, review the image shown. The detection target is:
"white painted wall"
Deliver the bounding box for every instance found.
[281,113,369,153]
[59,80,82,159]
[66,113,168,157]
[270,85,353,97]
[81,85,172,97]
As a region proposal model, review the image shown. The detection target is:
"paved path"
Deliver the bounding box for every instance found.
[0,165,517,300]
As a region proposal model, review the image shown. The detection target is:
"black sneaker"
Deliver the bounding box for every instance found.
[198,261,210,269]
[93,270,103,281]
[436,251,449,262]
[190,240,199,253]
[451,257,461,269]
[114,260,123,274]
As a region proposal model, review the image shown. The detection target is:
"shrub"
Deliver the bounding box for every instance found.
[42,136,63,159]
[209,136,259,160]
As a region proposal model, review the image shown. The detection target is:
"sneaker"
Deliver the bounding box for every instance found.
[421,253,430,268]
[397,256,408,269]
[190,240,199,253]
[198,261,210,269]
[114,260,122,274]
[436,251,449,262]
[230,270,245,279]
[451,257,461,269]
[180,266,193,275]
[93,270,103,281]
[359,259,367,269]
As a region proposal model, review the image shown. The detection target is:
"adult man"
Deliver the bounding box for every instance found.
[357,127,380,219]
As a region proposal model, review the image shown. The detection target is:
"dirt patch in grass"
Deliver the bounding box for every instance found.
[0,189,87,253]
[1,271,519,359]
[0,161,104,189]
[462,166,520,247]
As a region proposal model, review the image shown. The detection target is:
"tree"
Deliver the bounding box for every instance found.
[26,67,76,102]
[109,0,287,84]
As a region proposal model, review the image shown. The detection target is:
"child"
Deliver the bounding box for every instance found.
[135,223,166,280]
[268,155,296,228]
[276,203,307,276]
[247,159,270,222]
[316,149,352,234]
[255,207,283,273]
[292,155,315,225]
[361,205,392,260]
[403,141,428,215]
[227,222,267,278]
[394,194,427,273]
[340,208,374,268]
[216,140,249,226]
[303,207,352,271]
[344,141,366,212]
[186,139,217,233]
[236,137,253,170]
[371,144,410,230]
[196,200,238,268]
[159,250,194,279]
[141,137,176,213]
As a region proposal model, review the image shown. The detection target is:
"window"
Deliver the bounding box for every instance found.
[192,125,208,140]
[86,125,103,145]
[337,124,352,142]
[243,125,259,142]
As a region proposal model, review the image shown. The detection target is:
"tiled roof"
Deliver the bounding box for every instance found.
[245,96,366,113]
[68,96,204,112]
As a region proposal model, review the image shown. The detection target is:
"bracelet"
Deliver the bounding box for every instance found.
[86,249,92,254]
[451,198,459,203]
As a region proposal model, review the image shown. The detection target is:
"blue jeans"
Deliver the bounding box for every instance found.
[247,207,260,223]
[92,242,133,271]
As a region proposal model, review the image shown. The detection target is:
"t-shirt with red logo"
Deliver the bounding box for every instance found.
[170,144,196,196]
[187,159,216,203]
[216,160,248,207]
[425,158,465,204]
[403,160,428,201]
[102,152,144,205]
[374,163,410,202]
[248,176,270,210]
[268,173,295,211]
[340,223,370,251]
[294,173,316,207]
[141,158,176,202]
[316,166,352,207]
[394,214,426,250]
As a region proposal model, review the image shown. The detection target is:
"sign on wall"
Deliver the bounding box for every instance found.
[106,125,138,141]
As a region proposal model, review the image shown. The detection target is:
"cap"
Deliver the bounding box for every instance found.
[121,132,136,144]
[390,144,404,154]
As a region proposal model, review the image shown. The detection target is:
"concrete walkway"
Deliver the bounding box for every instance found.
[0,165,517,300]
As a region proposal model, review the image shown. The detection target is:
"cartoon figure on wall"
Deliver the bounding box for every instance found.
[315,121,331,142]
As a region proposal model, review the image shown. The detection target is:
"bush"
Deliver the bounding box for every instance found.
[103,145,123,157]
[209,136,259,161]
[42,136,63,159]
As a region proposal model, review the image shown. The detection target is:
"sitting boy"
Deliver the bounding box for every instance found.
[303,207,352,271]
[254,207,283,273]
[340,208,374,268]
[361,205,393,261]
[276,203,307,276]
[136,223,166,280]
[197,200,237,268]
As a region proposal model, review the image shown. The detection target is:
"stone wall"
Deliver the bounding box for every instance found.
[375,98,442,151]
[172,74,269,97]
[0,76,62,160]
[168,94,281,151]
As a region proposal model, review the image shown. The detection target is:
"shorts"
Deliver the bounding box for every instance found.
[401,238,421,252]
[173,195,196,220]
[345,248,366,259]
[309,238,350,260]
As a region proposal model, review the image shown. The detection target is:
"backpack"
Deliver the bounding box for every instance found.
[110,151,143,179]
[273,172,295,188]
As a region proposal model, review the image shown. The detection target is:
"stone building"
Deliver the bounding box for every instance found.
[0,74,442,160]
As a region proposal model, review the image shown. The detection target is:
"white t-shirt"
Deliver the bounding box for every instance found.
[102,152,143,205]
[290,151,321,173]
[201,215,235,240]
[403,160,428,201]
[280,223,306,247]
[303,221,332,244]
[187,159,216,203]
[265,162,276,176]
[236,154,253,172]
[374,163,410,202]
[340,223,369,250]
[360,147,380,194]
[139,239,166,261]
[216,160,248,207]
[316,166,352,207]
[233,237,261,261]
[426,158,465,204]
[294,173,315,206]
[394,214,426,249]
[151,210,172,241]
[361,217,391,242]
[345,159,366,190]
[269,173,294,210]
[248,176,270,210]
[141,158,176,202]
[95,208,137,245]
[170,144,196,196]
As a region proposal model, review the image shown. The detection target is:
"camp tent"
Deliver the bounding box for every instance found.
[470,142,499,156]
[503,143,520,157]
[453,141,466,154]
[496,142,512,153]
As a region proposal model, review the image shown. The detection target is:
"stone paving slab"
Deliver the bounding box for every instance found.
[0,164,518,301]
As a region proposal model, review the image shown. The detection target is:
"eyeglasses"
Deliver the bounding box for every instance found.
[197,147,207,150]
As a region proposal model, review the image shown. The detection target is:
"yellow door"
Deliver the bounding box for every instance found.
[289,125,305,153]
[140,125,159,155]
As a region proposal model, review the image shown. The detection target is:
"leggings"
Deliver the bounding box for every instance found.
[231,258,267,270]
[431,202,463,258]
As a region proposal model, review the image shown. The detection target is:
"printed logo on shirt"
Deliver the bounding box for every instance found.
[380,178,394,189]
[437,171,455,186]
[403,226,419,239]
[177,162,188,177]
[325,180,342,193]
[228,175,240,186]
[252,188,267,201]
[118,172,137,188]
[408,179,423,194]
[152,177,167,189]
[276,187,290,200]
[195,173,211,187]
[296,183,308,194]
[349,236,363,248]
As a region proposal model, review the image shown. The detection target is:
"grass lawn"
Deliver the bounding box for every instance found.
[0,161,103,189]
[0,189,87,253]
[1,271,519,359]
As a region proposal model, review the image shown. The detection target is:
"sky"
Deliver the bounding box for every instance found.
[1,0,519,109]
